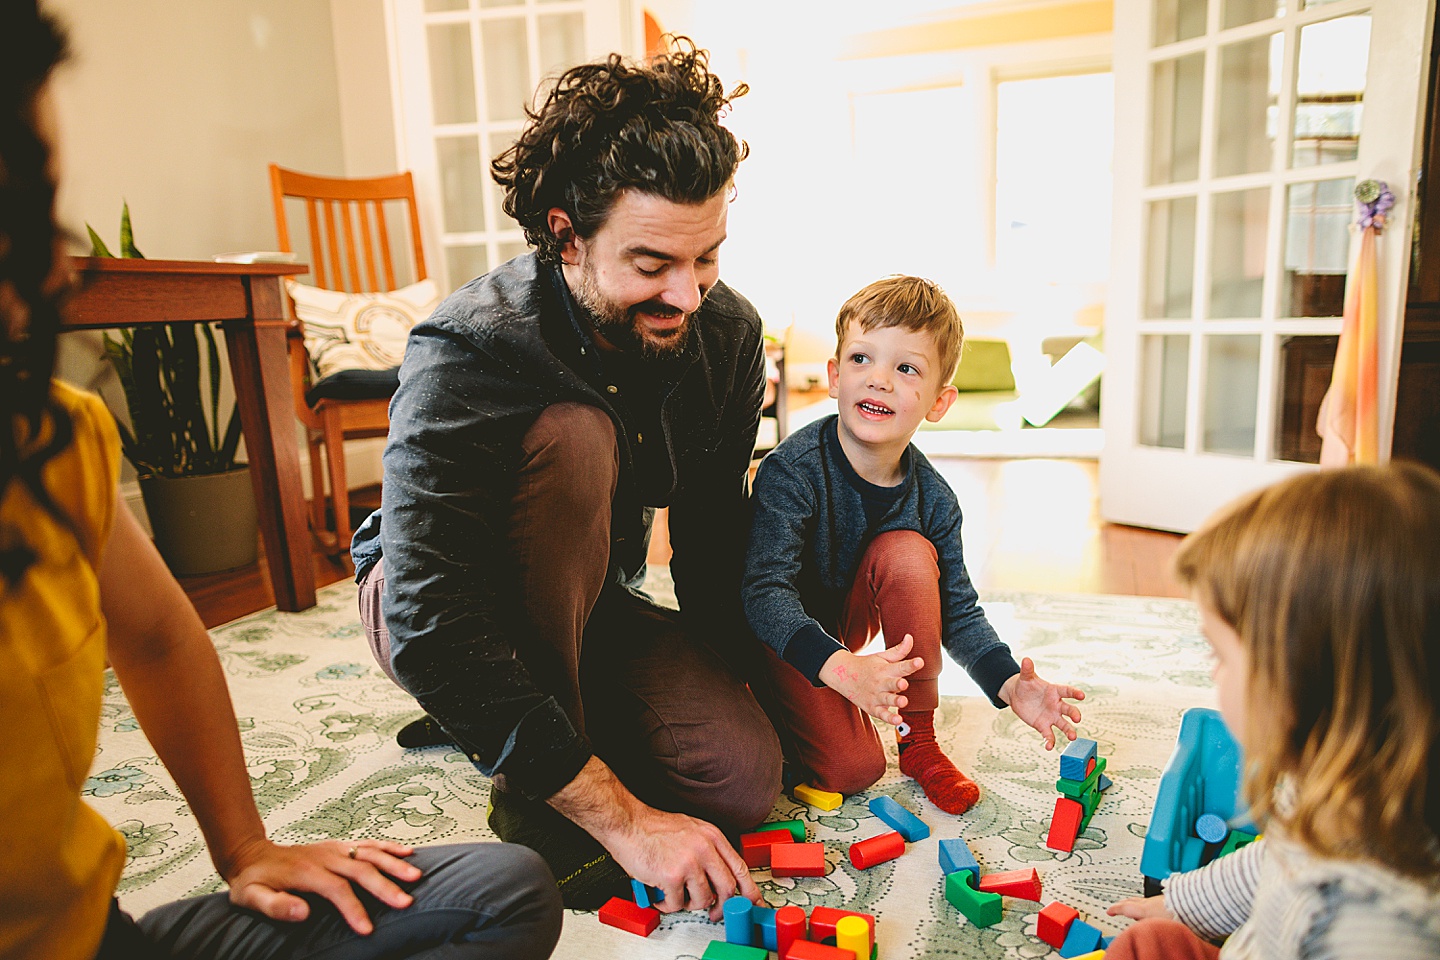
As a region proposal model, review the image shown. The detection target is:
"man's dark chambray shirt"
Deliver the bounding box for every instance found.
[352,252,766,801]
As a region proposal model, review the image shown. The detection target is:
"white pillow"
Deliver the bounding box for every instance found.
[286,278,441,379]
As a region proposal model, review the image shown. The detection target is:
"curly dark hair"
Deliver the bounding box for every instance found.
[492,37,748,264]
[0,0,74,587]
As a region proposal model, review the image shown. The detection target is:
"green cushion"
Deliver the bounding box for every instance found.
[953,338,1016,392]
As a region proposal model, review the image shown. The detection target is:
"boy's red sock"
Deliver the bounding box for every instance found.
[897,710,979,815]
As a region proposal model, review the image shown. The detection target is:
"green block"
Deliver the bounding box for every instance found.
[1057,756,1107,798]
[1080,783,1102,819]
[762,818,806,843]
[1218,829,1258,859]
[945,871,1002,927]
[703,941,768,960]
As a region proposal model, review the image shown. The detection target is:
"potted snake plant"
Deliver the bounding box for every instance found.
[93,204,259,575]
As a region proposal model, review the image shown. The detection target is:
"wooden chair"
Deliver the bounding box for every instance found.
[268,163,428,555]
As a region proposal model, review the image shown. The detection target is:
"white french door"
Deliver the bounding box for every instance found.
[387,0,635,294]
[1100,0,1433,532]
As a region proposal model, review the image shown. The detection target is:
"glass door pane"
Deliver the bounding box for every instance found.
[1282,177,1353,317]
[1209,187,1270,318]
[428,23,478,125]
[1154,0,1207,44]
[1203,335,1262,454]
[1145,196,1198,318]
[1215,33,1281,177]
[1150,54,1205,184]
[1140,334,1191,448]
[1276,334,1339,461]
[1223,0,1280,29]
[1291,15,1369,168]
[481,17,531,122]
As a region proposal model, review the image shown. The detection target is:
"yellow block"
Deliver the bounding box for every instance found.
[1071,951,1107,960]
[836,915,871,957]
[793,783,843,811]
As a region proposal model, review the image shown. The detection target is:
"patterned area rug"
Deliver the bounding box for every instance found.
[91,574,1214,958]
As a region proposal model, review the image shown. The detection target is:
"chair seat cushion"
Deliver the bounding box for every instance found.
[305,367,400,407]
[287,277,440,379]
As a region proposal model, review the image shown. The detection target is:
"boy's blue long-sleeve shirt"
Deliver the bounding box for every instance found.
[742,415,1020,707]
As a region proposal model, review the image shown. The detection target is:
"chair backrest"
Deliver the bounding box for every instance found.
[269,164,427,294]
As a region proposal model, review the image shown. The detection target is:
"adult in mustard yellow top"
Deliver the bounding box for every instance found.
[0,4,562,958]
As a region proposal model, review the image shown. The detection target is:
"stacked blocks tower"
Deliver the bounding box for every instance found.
[1048,738,1106,852]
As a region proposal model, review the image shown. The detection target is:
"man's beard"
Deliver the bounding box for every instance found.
[574,260,698,359]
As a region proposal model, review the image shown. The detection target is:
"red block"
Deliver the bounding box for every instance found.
[776,905,808,957]
[742,828,795,868]
[849,830,904,869]
[599,896,661,937]
[1036,900,1079,949]
[1086,755,1097,777]
[977,867,1042,901]
[771,842,827,877]
[808,906,876,946]
[785,941,855,960]
[1046,796,1084,852]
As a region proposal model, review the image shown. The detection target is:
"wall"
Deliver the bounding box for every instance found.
[44,0,354,522]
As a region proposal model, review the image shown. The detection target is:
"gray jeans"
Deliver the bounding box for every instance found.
[110,844,561,960]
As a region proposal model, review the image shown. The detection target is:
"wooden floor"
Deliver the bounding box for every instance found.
[179,458,1183,629]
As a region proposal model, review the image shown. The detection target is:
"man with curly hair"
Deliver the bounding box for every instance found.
[353,39,783,915]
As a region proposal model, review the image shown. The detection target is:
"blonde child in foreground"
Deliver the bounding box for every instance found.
[1105,463,1440,960]
[742,276,1084,814]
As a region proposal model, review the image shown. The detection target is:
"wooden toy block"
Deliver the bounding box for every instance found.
[598,896,660,937]
[752,906,778,951]
[1219,828,1258,858]
[771,841,827,877]
[937,837,980,885]
[725,896,755,945]
[794,783,843,810]
[742,828,795,867]
[1195,813,1228,844]
[786,941,856,960]
[1059,738,1098,781]
[1058,918,1103,957]
[945,870,1003,927]
[703,941,768,960]
[850,830,905,869]
[1101,935,1115,948]
[809,906,876,945]
[869,795,929,842]
[764,818,807,842]
[629,878,663,908]
[1097,772,1113,792]
[836,916,871,958]
[1057,756,1108,798]
[1046,796,1084,852]
[1079,783,1103,820]
[1069,952,1107,960]
[977,867,1042,901]
[1036,901,1079,948]
[775,905,807,957]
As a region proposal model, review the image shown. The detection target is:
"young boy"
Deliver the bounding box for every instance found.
[743,276,1085,814]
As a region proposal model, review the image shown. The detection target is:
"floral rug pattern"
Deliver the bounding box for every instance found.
[91,577,1214,959]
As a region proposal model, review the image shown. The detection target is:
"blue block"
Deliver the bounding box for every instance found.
[869,795,930,842]
[1058,919,1103,958]
[1195,813,1228,844]
[752,906,777,950]
[1102,935,1115,949]
[1098,773,1113,792]
[630,878,663,908]
[937,837,980,884]
[723,896,754,946]
[1060,738,1098,781]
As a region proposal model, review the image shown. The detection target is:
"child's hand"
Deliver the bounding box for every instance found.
[1108,894,1173,921]
[998,657,1085,750]
[818,635,924,726]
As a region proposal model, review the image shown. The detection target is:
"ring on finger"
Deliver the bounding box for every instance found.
[347,846,358,859]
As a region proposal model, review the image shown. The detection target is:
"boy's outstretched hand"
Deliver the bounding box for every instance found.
[998,657,1085,750]
[819,634,924,726]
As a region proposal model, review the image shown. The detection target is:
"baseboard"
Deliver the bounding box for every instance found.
[120,437,386,536]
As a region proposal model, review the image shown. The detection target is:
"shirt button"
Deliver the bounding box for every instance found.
[606,385,618,394]
[637,432,644,443]
[579,347,586,355]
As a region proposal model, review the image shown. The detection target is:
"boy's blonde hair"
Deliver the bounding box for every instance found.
[1173,463,1440,876]
[834,276,964,383]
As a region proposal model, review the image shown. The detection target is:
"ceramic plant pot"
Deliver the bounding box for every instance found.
[139,465,259,576]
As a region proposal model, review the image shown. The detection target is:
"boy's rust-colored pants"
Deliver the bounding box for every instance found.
[1105,919,1221,960]
[760,529,945,795]
[361,402,782,832]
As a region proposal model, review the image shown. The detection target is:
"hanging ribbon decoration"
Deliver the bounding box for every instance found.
[1316,179,1394,467]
